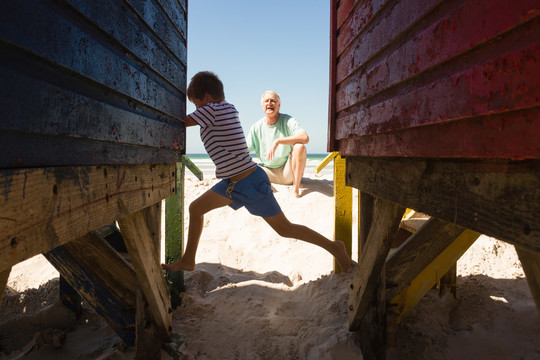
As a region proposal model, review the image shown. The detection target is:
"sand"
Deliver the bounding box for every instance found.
[1,171,539,359]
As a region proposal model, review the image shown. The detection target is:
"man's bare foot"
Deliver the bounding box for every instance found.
[161,257,196,272]
[334,240,352,273]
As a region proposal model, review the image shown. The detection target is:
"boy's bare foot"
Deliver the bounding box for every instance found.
[334,240,352,273]
[161,257,196,272]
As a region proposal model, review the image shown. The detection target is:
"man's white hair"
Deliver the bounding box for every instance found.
[261,90,281,104]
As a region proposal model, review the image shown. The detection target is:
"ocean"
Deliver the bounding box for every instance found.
[185,153,334,179]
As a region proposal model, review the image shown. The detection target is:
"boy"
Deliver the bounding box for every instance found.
[161,71,351,273]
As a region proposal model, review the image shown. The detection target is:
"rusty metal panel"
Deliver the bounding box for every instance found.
[330,0,540,159]
[0,0,187,168]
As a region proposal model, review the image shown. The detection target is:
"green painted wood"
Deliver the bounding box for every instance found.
[182,155,204,180]
[165,162,185,307]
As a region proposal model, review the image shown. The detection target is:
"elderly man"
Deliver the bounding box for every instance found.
[247,90,309,198]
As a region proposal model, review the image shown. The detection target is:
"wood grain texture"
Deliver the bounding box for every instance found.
[0,0,187,168]
[386,217,466,300]
[515,245,540,315]
[330,0,540,159]
[118,209,172,342]
[45,231,137,345]
[0,163,176,272]
[349,196,405,330]
[347,157,540,253]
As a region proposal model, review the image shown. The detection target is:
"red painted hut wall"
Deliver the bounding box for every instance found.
[329,0,540,160]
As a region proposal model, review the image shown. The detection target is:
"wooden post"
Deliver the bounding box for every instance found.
[44,232,137,346]
[118,209,172,343]
[135,204,163,359]
[59,276,82,318]
[333,154,352,272]
[387,227,479,323]
[0,268,11,302]
[165,162,185,307]
[515,246,540,315]
[349,193,405,359]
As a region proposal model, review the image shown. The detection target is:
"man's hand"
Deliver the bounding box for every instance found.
[266,139,280,161]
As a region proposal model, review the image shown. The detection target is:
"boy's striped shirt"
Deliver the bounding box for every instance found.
[189,101,256,178]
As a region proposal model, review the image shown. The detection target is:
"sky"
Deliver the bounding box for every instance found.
[185,1,331,154]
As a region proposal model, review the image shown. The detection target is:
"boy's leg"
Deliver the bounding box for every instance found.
[162,189,233,272]
[263,211,351,273]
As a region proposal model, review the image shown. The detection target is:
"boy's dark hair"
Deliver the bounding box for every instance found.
[187,71,225,101]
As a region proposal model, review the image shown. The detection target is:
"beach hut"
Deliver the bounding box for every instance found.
[329,0,540,358]
[0,1,187,357]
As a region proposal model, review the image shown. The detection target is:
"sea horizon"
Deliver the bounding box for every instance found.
[184,153,334,178]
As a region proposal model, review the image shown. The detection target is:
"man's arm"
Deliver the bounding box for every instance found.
[266,131,309,161]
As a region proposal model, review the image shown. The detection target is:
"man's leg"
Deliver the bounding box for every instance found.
[263,212,351,273]
[162,189,232,272]
[289,143,307,197]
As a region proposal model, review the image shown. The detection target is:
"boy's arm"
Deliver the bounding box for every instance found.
[185,115,198,127]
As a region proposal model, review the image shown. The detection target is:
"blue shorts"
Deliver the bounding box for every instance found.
[211,166,282,218]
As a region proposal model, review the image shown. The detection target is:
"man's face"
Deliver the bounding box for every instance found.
[261,94,281,116]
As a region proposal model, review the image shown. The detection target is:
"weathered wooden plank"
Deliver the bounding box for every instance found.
[59,276,82,317]
[68,0,188,82]
[0,0,185,117]
[0,131,184,169]
[388,229,479,322]
[339,109,540,159]
[0,0,186,168]
[515,246,540,315]
[136,204,163,358]
[0,267,11,302]
[334,154,353,272]
[337,0,406,57]
[346,157,540,253]
[439,263,457,298]
[165,163,185,308]
[0,163,176,272]
[336,0,538,86]
[118,209,172,342]
[0,62,184,150]
[358,277,387,360]
[44,231,137,346]
[355,191,389,359]
[349,196,405,330]
[386,217,467,300]
[136,285,161,359]
[336,40,540,135]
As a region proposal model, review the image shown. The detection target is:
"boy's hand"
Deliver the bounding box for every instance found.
[185,115,197,127]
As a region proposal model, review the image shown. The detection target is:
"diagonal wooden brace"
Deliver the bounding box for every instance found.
[118,209,172,343]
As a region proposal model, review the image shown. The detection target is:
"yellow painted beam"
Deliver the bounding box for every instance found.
[316,151,339,174]
[389,229,480,323]
[333,154,352,273]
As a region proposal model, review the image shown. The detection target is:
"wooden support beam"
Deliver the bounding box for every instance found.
[388,229,480,323]
[386,217,467,300]
[136,204,163,359]
[346,157,540,253]
[0,163,176,272]
[349,195,405,331]
[515,246,540,315]
[118,209,172,343]
[0,267,11,302]
[334,154,352,272]
[44,231,137,346]
[439,263,457,298]
[165,163,186,307]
